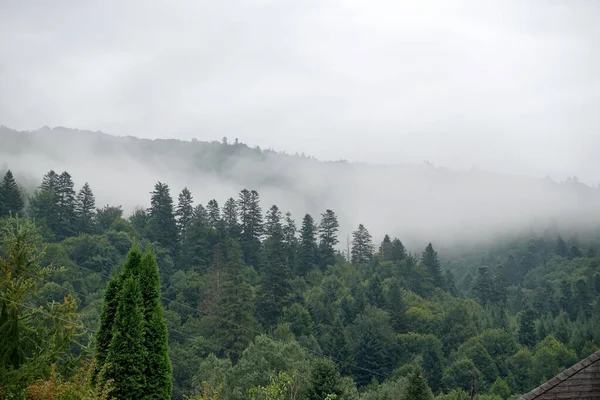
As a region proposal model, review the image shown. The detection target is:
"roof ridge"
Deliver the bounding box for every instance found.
[519,349,600,399]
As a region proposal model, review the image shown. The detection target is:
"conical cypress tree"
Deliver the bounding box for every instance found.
[104,276,147,399]
[139,250,173,399]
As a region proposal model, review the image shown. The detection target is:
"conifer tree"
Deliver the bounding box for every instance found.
[518,308,536,348]
[75,182,96,233]
[175,187,194,237]
[0,170,24,217]
[257,205,292,327]
[180,205,211,271]
[318,209,339,269]
[555,236,568,257]
[148,182,178,253]
[379,235,393,262]
[422,243,443,287]
[217,241,257,362]
[104,276,147,399]
[387,279,407,333]
[222,197,240,239]
[139,251,173,399]
[404,369,434,400]
[283,212,298,269]
[297,214,318,276]
[351,224,374,264]
[238,189,263,267]
[55,171,77,239]
[206,199,221,229]
[391,238,407,261]
[473,266,494,306]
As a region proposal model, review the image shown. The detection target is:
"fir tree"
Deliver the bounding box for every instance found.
[104,276,147,399]
[0,170,24,217]
[175,187,194,237]
[379,234,393,262]
[206,199,221,229]
[282,212,298,269]
[560,279,573,316]
[139,250,173,399]
[351,224,374,264]
[555,236,568,257]
[180,205,211,271]
[473,266,494,306]
[391,238,407,261]
[217,241,258,362]
[297,214,318,276]
[75,182,96,234]
[405,369,434,400]
[318,209,339,270]
[148,182,178,253]
[422,243,443,287]
[518,308,536,348]
[55,171,77,239]
[387,279,407,333]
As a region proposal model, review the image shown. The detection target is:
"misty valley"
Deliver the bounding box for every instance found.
[0,128,599,400]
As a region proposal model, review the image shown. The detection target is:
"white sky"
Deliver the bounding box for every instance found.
[1,0,599,184]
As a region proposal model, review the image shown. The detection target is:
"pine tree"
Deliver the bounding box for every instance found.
[297,214,318,276]
[351,224,374,264]
[257,205,292,327]
[75,182,96,233]
[148,182,178,253]
[238,189,263,267]
[318,209,339,270]
[421,243,443,287]
[404,369,434,400]
[104,276,147,399]
[217,241,257,362]
[175,187,194,237]
[0,170,24,217]
[222,197,240,239]
[518,308,536,348]
[139,250,173,399]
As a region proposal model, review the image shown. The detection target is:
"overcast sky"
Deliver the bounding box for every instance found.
[1,1,599,183]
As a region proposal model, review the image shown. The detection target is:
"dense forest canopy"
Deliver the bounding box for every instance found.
[2,125,600,252]
[0,153,599,399]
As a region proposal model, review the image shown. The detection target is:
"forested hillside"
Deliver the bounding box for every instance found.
[1,166,599,400]
[3,125,600,250]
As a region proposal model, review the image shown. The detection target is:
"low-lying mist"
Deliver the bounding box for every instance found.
[2,125,599,254]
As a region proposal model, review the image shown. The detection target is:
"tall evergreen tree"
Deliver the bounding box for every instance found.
[422,243,443,287]
[283,212,298,269]
[379,235,393,262]
[257,205,292,327]
[222,197,240,239]
[297,214,318,276]
[318,209,339,269]
[237,189,263,267]
[405,369,434,400]
[148,182,178,253]
[55,171,77,239]
[387,279,407,333]
[391,238,407,262]
[217,241,258,362]
[555,236,568,257]
[180,205,211,271]
[175,187,194,237]
[206,199,221,229]
[104,276,147,399]
[75,182,96,234]
[518,308,537,348]
[473,266,495,306]
[0,170,24,217]
[139,250,173,399]
[351,224,374,264]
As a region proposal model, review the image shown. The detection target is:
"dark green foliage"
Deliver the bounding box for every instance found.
[390,238,407,261]
[238,189,263,267]
[298,214,318,276]
[308,358,344,400]
[95,204,124,232]
[473,266,494,306]
[0,170,24,217]
[207,199,222,230]
[222,197,240,239]
[351,224,374,264]
[318,209,339,269]
[104,276,148,399]
[422,243,443,287]
[518,308,537,348]
[148,182,178,253]
[379,235,393,261]
[404,369,434,400]
[75,182,96,233]
[139,251,173,399]
[282,212,298,268]
[386,279,407,333]
[555,236,568,257]
[175,187,194,237]
[180,205,211,271]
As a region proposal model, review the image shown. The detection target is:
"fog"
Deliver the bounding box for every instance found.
[1,1,600,183]
[2,126,600,254]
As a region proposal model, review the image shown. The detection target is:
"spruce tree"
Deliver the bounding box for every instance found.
[175,187,194,237]
[0,170,24,217]
[257,205,291,327]
[518,308,536,348]
[351,224,374,264]
[237,189,263,267]
[139,251,173,399]
[180,205,211,271]
[379,235,393,262]
[391,238,407,261]
[206,199,221,229]
[387,279,407,333]
[75,182,96,233]
[473,266,494,306]
[297,214,318,276]
[218,241,258,362]
[421,243,443,287]
[104,276,147,399]
[404,369,434,400]
[148,182,178,253]
[318,209,339,270]
[555,236,568,257]
[222,197,240,239]
[55,171,77,239]
[282,212,298,270]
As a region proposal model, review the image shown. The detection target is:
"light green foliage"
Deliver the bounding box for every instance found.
[489,377,510,400]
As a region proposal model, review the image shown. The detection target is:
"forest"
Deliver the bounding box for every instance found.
[0,165,599,400]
